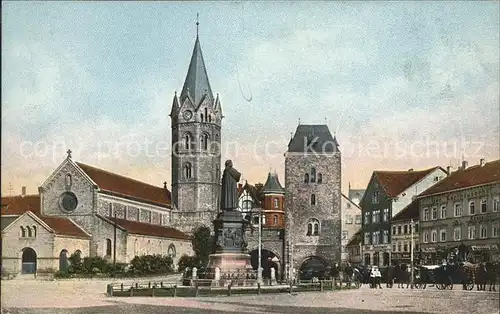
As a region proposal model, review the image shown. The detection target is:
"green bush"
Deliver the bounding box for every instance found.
[129,254,173,276]
[178,254,198,272]
[82,256,108,274]
[54,270,71,278]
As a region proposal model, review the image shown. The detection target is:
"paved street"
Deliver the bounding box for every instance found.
[1,280,499,314]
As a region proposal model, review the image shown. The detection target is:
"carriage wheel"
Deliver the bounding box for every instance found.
[354,279,361,289]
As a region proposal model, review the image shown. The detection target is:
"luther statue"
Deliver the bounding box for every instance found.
[220,160,241,210]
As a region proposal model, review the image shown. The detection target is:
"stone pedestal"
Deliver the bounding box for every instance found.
[206,209,253,284]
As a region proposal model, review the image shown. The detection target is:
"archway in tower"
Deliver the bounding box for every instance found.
[250,249,280,279]
[299,256,327,280]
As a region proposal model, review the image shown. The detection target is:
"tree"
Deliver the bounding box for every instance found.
[192,226,214,269]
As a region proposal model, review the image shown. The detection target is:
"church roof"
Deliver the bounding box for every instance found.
[1,195,90,238]
[262,172,284,194]
[101,215,191,240]
[180,35,213,107]
[287,124,339,153]
[76,162,171,208]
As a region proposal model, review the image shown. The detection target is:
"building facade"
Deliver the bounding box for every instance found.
[285,124,342,279]
[1,156,193,276]
[418,159,500,264]
[390,199,420,266]
[170,33,222,233]
[341,193,362,262]
[361,166,447,266]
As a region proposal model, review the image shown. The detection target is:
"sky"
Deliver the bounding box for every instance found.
[2,1,499,196]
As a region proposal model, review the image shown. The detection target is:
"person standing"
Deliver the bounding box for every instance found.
[374,266,382,289]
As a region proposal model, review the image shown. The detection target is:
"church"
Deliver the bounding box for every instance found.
[1,26,343,280]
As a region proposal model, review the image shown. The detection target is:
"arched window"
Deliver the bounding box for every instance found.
[20,226,26,237]
[273,215,278,225]
[147,240,151,255]
[108,203,113,217]
[168,244,176,258]
[201,133,209,150]
[311,194,316,205]
[32,226,37,237]
[373,252,380,266]
[26,226,32,237]
[134,239,138,256]
[242,200,253,211]
[273,198,279,208]
[184,133,192,150]
[304,173,309,183]
[208,115,212,123]
[65,174,72,187]
[306,218,320,236]
[136,209,140,221]
[200,113,204,121]
[106,239,112,256]
[317,173,323,184]
[204,107,208,122]
[310,167,316,183]
[184,163,192,179]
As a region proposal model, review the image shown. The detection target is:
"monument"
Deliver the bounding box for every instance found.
[206,160,255,285]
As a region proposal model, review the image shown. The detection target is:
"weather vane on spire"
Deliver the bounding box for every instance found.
[196,13,199,35]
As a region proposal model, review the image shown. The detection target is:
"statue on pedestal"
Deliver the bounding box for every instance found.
[220,160,241,211]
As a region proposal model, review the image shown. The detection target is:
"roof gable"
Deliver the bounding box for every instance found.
[392,199,419,222]
[75,162,171,208]
[41,157,96,190]
[1,195,92,238]
[374,166,443,198]
[1,210,53,235]
[419,160,500,197]
[287,125,339,153]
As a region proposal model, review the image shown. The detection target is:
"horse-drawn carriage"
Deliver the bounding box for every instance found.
[414,264,453,290]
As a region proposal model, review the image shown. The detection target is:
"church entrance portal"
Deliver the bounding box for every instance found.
[250,249,280,279]
[299,256,327,280]
[21,247,37,274]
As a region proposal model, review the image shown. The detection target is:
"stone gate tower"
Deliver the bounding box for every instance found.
[170,31,222,233]
[284,124,342,276]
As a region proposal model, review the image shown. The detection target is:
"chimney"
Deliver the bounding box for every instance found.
[480,158,485,167]
[163,181,167,189]
[21,186,26,197]
[461,160,468,170]
[446,166,451,176]
[408,168,414,172]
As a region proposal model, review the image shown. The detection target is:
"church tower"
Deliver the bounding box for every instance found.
[170,25,222,233]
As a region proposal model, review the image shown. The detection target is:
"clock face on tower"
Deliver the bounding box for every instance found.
[182,110,193,120]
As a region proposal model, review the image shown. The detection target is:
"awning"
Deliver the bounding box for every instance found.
[471,244,499,252]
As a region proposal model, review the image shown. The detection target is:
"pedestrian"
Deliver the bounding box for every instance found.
[374,266,382,289]
[386,263,394,288]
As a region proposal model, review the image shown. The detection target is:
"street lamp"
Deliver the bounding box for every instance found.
[257,207,263,284]
[410,219,414,288]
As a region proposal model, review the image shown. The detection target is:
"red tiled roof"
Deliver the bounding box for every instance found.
[1,195,40,215]
[103,215,191,240]
[374,166,443,198]
[392,199,419,222]
[1,195,89,238]
[76,162,171,208]
[419,160,500,197]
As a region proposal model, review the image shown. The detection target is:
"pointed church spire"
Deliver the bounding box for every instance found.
[180,16,213,107]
